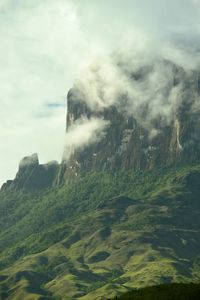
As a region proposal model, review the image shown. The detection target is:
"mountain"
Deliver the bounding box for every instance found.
[59,62,200,183]
[3,62,200,190]
[0,60,200,299]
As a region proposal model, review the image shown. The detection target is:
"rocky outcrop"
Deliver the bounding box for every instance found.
[60,66,200,182]
[1,154,59,191]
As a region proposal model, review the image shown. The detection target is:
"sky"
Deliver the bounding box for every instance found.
[0,0,200,186]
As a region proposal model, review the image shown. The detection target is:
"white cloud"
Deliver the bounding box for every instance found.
[63,117,109,161]
[73,37,200,134]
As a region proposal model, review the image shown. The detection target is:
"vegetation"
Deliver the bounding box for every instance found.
[113,283,200,300]
[0,164,200,299]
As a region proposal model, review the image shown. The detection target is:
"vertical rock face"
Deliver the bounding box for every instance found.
[60,65,200,181]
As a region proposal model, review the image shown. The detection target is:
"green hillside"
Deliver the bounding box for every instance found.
[0,164,200,299]
[113,283,200,300]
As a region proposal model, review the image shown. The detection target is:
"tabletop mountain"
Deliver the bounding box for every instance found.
[0,59,200,300]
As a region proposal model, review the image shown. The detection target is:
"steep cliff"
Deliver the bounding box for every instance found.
[60,64,200,183]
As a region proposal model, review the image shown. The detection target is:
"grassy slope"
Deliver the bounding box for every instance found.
[113,283,200,300]
[0,164,200,299]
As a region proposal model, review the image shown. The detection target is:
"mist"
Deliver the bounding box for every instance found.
[63,117,109,161]
[71,38,200,137]
[66,0,200,142]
